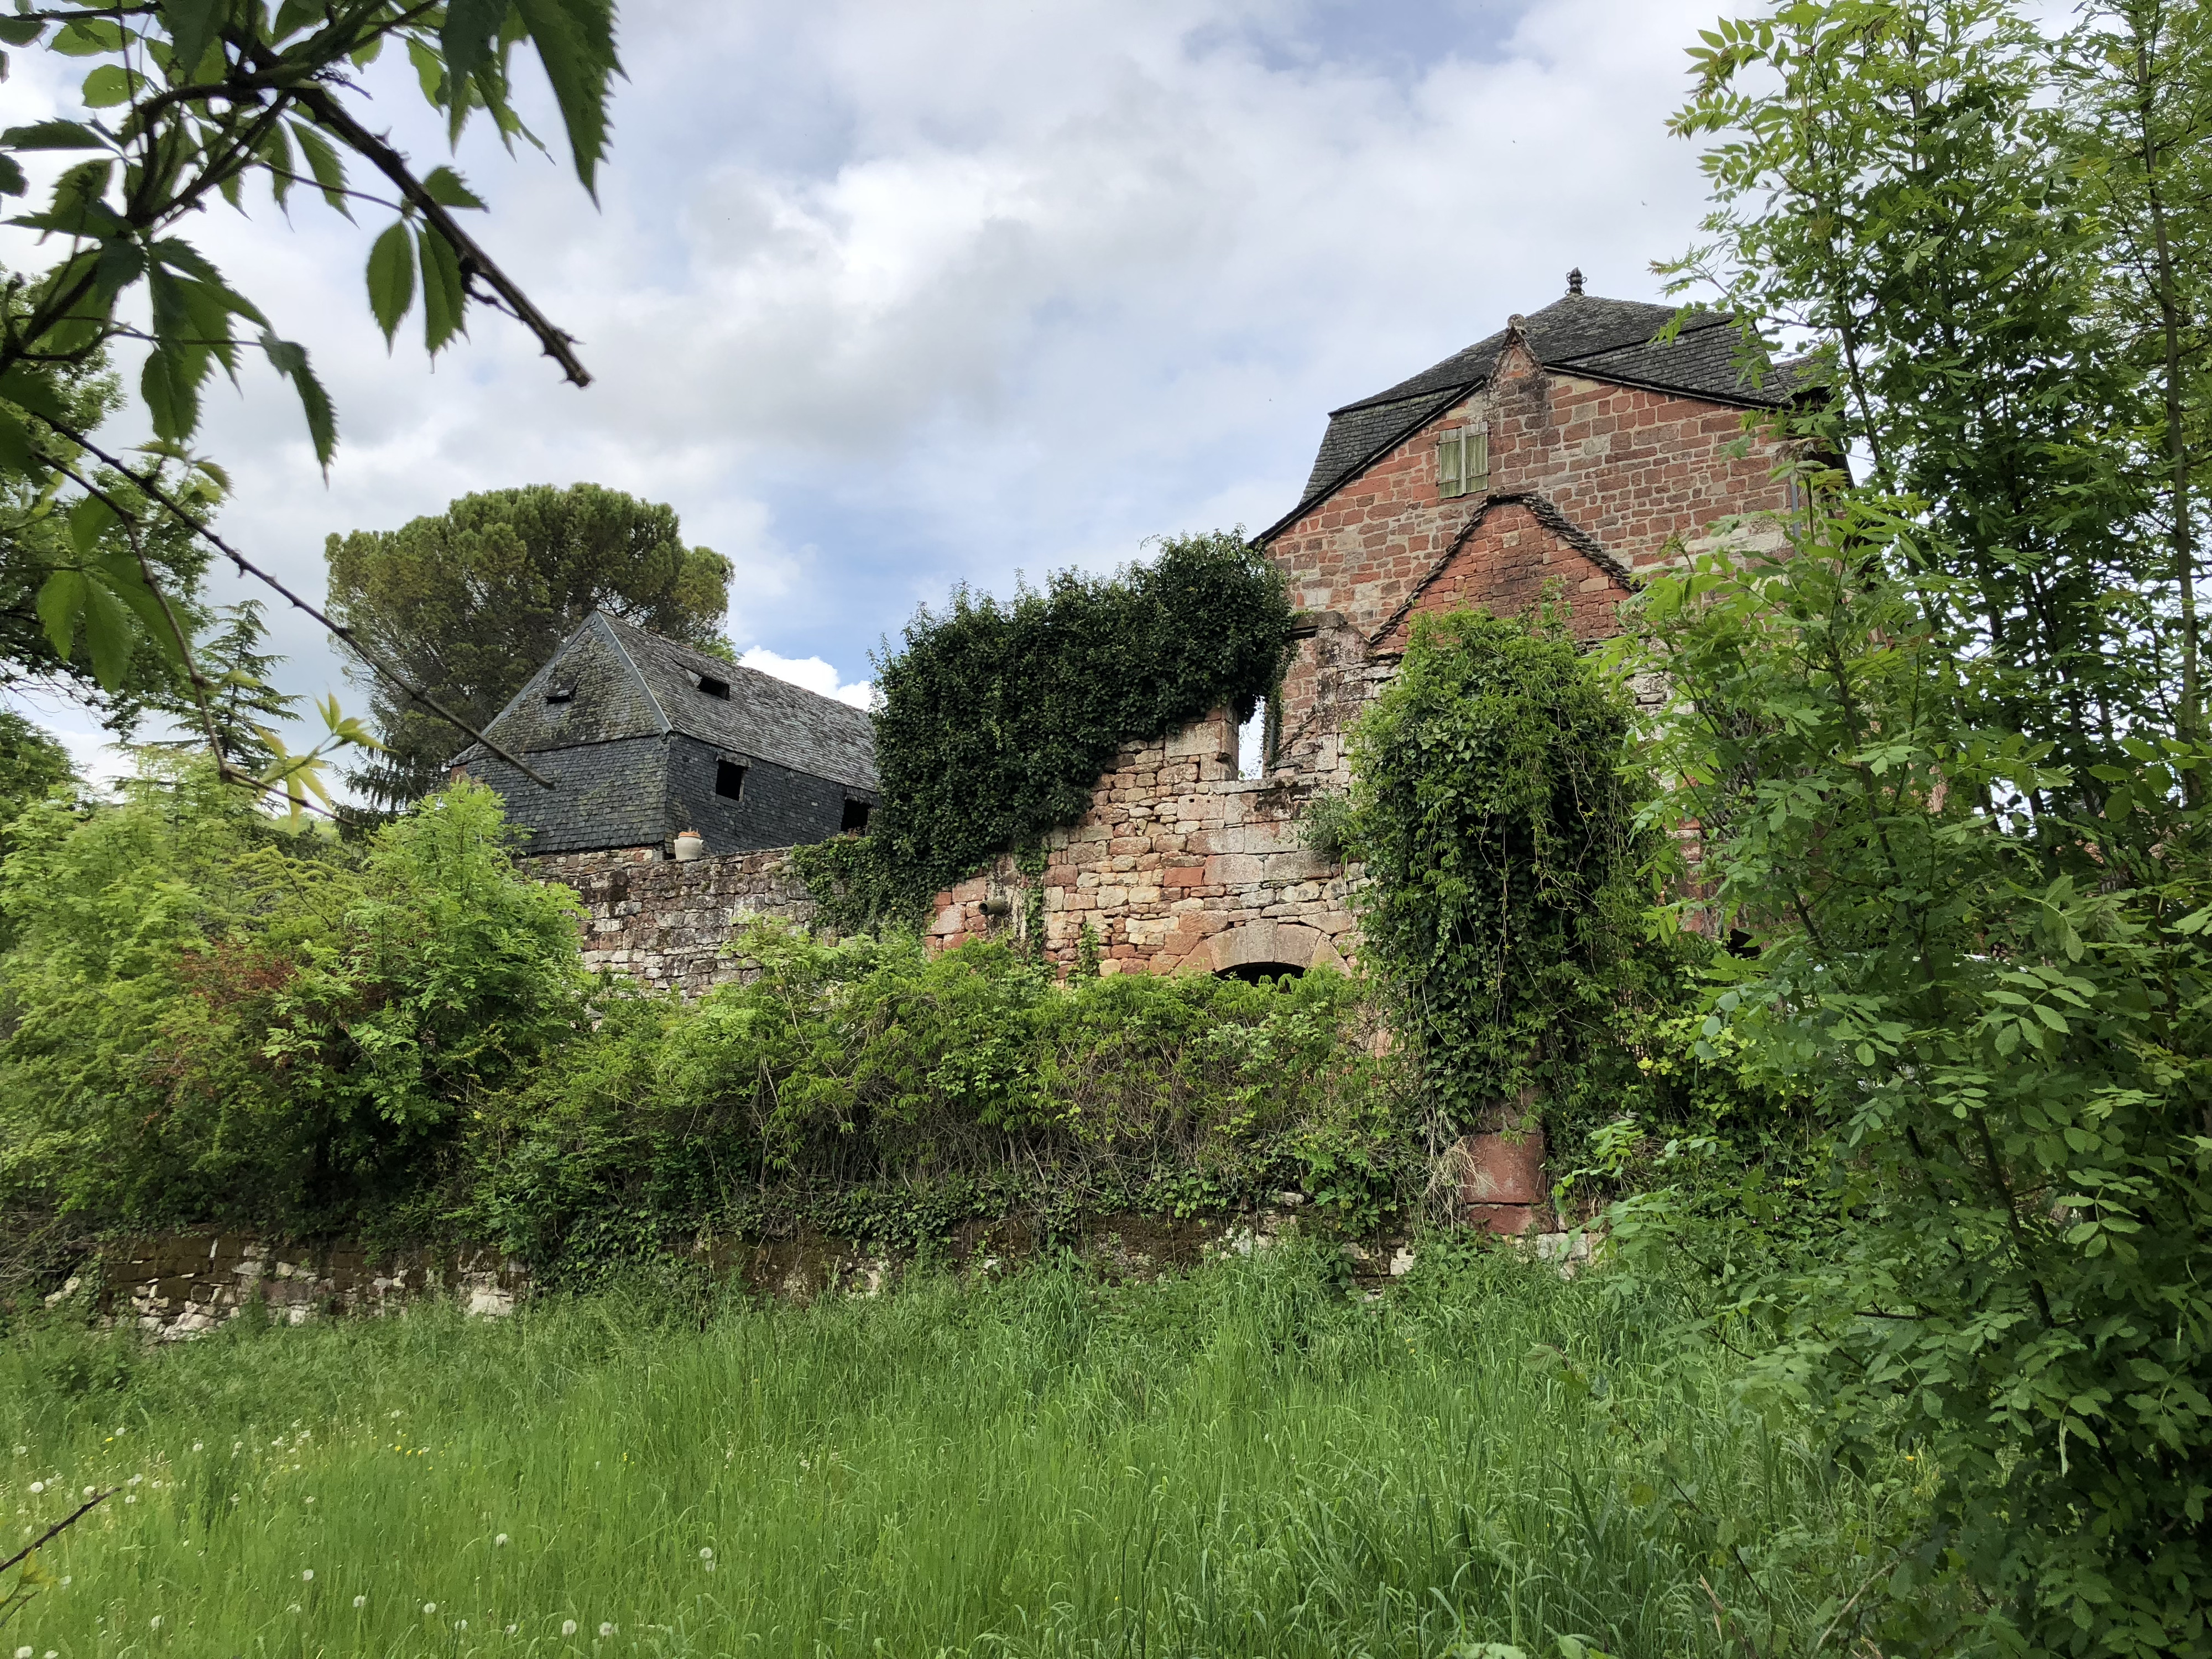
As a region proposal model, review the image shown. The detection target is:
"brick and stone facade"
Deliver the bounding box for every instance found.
[525,286,1797,989]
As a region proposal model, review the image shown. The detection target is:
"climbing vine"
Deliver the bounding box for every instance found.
[799,531,1291,928]
[1337,602,1681,1145]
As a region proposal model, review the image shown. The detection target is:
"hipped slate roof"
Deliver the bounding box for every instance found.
[453,611,879,793]
[1263,293,1800,542]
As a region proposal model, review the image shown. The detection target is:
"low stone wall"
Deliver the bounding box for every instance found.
[53,1234,528,1343]
[530,846,815,998]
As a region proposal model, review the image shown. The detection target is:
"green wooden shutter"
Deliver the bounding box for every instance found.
[1438,431,1464,497]
[1468,425,1489,493]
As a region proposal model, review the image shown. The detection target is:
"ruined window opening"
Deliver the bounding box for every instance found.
[715,760,747,800]
[1237,700,1269,780]
[1437,424,1489,499]
[695,674,731,699]
[841,797,872,833]
[544,687,574,705]
[1218,961,1303,985]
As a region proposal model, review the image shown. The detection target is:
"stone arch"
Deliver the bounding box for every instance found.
[1190,919,1348,978]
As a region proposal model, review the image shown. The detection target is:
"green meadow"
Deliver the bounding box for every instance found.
[3,1244,1914,1659]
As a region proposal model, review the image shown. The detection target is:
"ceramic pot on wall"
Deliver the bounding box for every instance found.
[673,830,705,862]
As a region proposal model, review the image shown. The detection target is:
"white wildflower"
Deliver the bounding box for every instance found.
[699,1547,713,1561]
[353,1595,368,1609]
[191,1443,202,1453]
[301,1568,314,1582]
[80,1487,93,1498]
[128,1474,142,1485]
[456,1620,468,1632]
[149,1616,161,1630]
[599,1622,615,1637]
[422,1603,437,1615]
[562,1619,578,1636]
[286,1604,301,1615]
[506,1624,518,1635]
[494,1532,509,1546]
[305,1495,316,1505]
[123,1494,135,1505]
[18,1642,36,1657]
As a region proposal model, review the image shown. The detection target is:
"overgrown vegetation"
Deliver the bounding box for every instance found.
[1332,604,1684,1156]
[1604,2,2212,1652]
[0,1245,1929,1659]
[0,768,1405,1263]
[794,531,1291,928]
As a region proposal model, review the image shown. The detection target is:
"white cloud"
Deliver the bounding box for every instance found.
[738,649,877,712]
[3,0,1747,766]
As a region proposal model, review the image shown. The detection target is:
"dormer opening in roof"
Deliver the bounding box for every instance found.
[694,672,731,699]
[545,686,574,705]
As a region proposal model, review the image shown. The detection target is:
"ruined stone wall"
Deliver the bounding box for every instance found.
[58,1234,527,1343]
[530,845,815,998]
[926,708,1360,978]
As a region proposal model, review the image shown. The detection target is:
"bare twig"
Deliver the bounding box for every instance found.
[1,1487,113,1577]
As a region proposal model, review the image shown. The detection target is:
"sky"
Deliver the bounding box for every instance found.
[3,0,1751,784]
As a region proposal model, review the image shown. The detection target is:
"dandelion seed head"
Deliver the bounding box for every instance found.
[494,1532,509,1546]
[25,1483,39,1495]
[599,1622,615,1637]
[149,1616,161,1630]
[191,1443,202,1453]
[699,1546,713,1561]
[456,1620,467,1631]
[562,1619,578,1636]
[353,1595,367,1609]
[19,1642,36,1656]
[301,1568,314,1582]
[80,1486,93,1498]
[286,1604,301,1615]
[123,1494,136,1504]
[304,1495,315,1505]
[506,1624,518,1635]
[422,1602,436,1616]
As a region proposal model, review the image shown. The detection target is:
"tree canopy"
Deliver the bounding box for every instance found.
[326,484,734,807]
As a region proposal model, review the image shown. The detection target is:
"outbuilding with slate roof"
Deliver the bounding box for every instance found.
[449,611,878,858]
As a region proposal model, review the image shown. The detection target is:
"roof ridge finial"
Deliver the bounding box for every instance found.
[1567,267,1584,296]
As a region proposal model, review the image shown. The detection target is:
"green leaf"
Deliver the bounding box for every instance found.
[77,568,135,688]
[159,0,226,81]
[0,366,70,425]
[67,493,118,558]
[512,0,619,196]
[0,406,34,473]
[0,120,108,150]
[259,334,336,469]
[290,121,351,216]
[418,226,467,354]
[421,166,487,211]
[141,347,201,442]
[0,154,23,199]
[442,0,513,110]
[366,220,416,346]
[79,64,135,109]
[0,18,45,46]
[35,568,86,661]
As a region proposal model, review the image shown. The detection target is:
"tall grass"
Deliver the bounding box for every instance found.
[1,1242,1914,1658]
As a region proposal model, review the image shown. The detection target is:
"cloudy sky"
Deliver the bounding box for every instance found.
[6,0,1747,780]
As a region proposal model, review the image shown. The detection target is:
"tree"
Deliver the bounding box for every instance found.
[325,484,733,807]
[0,1,621,808]
[1618,2,2212,1651]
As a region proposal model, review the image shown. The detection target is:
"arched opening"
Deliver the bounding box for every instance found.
[1217,960,1304,985]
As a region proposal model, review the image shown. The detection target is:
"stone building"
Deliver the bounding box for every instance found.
[925,280,1802,977]
[534,281,1801,994]
[451,609,878,859]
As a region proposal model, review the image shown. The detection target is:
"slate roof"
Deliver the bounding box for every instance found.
[452,611,879,794]
[1265,292,1803,541]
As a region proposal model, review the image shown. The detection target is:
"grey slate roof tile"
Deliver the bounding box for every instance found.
[452,612,879,794]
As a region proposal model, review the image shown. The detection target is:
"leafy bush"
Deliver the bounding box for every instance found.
[1333,604,1684,1150]
[802,531,1291,926]
[463,924,1411,1267]
[0,771,588,1232]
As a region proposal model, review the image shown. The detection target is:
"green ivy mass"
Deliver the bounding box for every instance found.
[796,531,1291,930]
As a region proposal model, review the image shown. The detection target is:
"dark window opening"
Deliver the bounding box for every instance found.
[696,675,731,699]
[545,687,574,705]
[715,760,747,800]
[1218,961,1303,985]
[841,797,872,833]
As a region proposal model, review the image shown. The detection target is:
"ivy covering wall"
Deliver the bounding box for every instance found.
[795,531,1291,928]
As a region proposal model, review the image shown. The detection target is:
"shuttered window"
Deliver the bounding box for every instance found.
[1437,425,1489,499]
